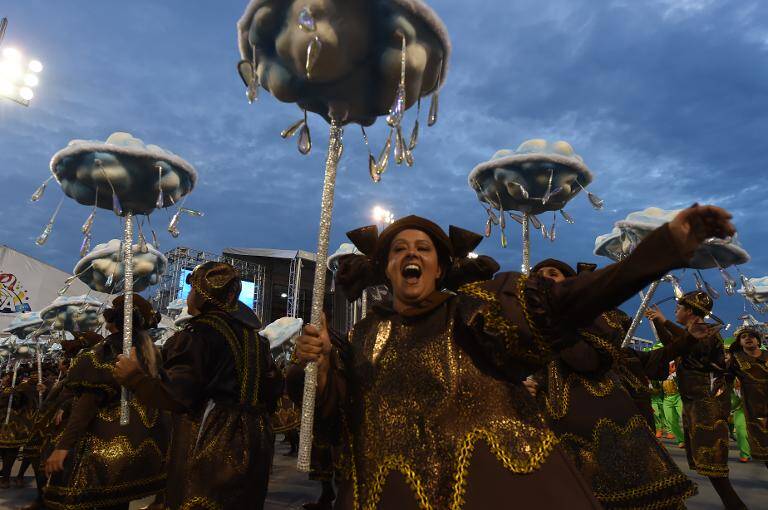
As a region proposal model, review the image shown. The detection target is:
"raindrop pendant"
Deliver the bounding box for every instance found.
[112,193,123,216]
[529,214,542,230]
[298,7,316,31]
[298,119,312,155]
[386,33,407,128]
[394,126,405,165]
[484,217,492,238]
[542,169,554,205]
[30,176,53,203]
[305,36,322,79]
[549,212,556,242]
[719,268,737,296]
[428,92,439,127]
[36,198,64,246]
[409,119,419,151]
[509,211,525,225]
[281,118,305,139]
[500,228,508,248]
[151,230,160,250]
[559,209,575,224]
[79,233,92,257]
[377,131,392,174]
[81,207,96,235]
[369,155,380,183]
[575,180,604,210]
[168,211,181,238]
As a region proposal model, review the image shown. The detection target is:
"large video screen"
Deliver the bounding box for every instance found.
[178,269,255,309]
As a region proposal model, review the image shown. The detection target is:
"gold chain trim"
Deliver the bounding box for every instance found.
[96,399,158,428]
[514,275,549,354]
[458,281,520,352]
[363,456,433,510]
[178,496,223,510]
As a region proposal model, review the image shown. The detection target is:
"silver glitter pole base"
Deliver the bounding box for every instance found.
[522,213,531,275]
[622,279,661,348]
[5,362,20,425]
[298,120,342,472]
[120,212,134,426]
[36,340,43,410]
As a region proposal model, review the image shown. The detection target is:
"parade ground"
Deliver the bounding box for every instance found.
[0,435,765,509]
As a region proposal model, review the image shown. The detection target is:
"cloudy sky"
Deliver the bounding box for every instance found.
[1,0,767,333]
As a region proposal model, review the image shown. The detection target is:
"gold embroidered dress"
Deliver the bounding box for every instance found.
[729,350,768,461]
[43,335,170,510]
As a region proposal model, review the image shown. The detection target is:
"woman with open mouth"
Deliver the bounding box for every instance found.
[290,205,735,510]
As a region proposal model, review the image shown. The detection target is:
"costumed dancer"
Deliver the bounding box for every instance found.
[530,260,696,509]
[0,366,38,489]
[650,292,747,509]
[658,360,686,448]
[729,378,751,463]
[727,324,768,468]
[114,261,283,510]
[289,205,733,510]
[651,380,670,438]
[43,295,169,510]
[21,332,102,510]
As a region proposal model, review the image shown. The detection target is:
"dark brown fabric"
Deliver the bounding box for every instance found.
[123,309,280,510]
[655,319,731,477]
[531,258,576,278]
[104,293,160,329]
[729,350,768,461]
[43,334,170,509]
[0,380,37,449]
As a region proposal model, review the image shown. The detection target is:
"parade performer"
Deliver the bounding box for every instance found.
[651,380,669,438]
[729,378,751,462]
[44,295,169,510]
[531,260,696,509]
[0,367,38,489]
[727,324,768,468]
[114,261,283,510]
[658,361,686,447]
[651,292,747,509]
[290,205,734,510]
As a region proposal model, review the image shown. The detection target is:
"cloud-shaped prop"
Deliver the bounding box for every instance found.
[73,239,167,293]
[174,306,193,329]
[237,0,450,126]
[259,316,303,350]
[327,242,361,271]
[595,207,749,269]
[167,298,185,313]
[50,132,197,215]
[469,139,596,217]
[40,295,104,332]
[3,312,48,340]
[739,276,768,304]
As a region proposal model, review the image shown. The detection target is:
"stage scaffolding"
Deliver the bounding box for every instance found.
[153,246,266,318]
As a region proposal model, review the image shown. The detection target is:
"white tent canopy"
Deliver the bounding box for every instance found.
[0,245,110,333]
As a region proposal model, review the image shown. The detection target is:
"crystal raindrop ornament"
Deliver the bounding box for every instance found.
[510,181,529,200]
[151,230,160,249]
[409,119,419,151]
[368,155,380,183]
[509,212,525,225]
[112,193,123,216]
[542,170,554,205]
[386,34,407,128]
[30,176,53,203]
[428,92,439,127]
[719,268,737,296]
[484,218,492,237]
[298,7,316,31]
[559,209,575,224]
[704,280,720,300]
[305,36,321,79]
[588,192,605,210]
[499,207,506,230]
[549,222,556,242]
[394,127,405,164]
[79,233,92,257]
[540,224,548,239]
[281,118,305,139]
[529,215,542,230]
[486,207,499,225]
[404,149,414,167]
[81,208,96,235]
[106,272,114,288]
[377,132,392,174]
[298,122,312,155]
[36,199,63,246]
[168,211,181,238]
[500,229,508,248]
[138,231,148,253]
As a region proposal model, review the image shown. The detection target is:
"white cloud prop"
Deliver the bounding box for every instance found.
[3,312,48,339]
[739,276,768,304]
[73,239,167,293]
[327,242,361,271]
[595,207,749,269]
[259,316,303,350]
[50,132,197,215]
[469,139,594,216]
[40,295,104,332]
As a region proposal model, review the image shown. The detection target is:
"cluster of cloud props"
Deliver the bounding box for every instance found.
[3,312,47,339]
[237,0,449,125]
[260,316,304,350]
[50,132,197,215]
[74,239,167,293]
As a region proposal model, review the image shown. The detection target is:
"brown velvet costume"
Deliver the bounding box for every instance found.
[288,218,701,510]
[43,333,170,510]
[728,332,768,461]
[535,309,697,509]
[654,318,731,477]
[0,377,38,449]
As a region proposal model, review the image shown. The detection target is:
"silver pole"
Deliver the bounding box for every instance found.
[36,338,43,410]
[522,213,531,275]
[120,212,134,425]
[622,280,661,348]
[298,120,342,472]
[5,361,20,425]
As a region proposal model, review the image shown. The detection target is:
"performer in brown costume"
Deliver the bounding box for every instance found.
[650,291,747,509]
[727,324,768,468]
[530,259,697,509]
[290,204,734,510]
[0,367,38,488]
[114,261,283,510]
[43,295,169,510]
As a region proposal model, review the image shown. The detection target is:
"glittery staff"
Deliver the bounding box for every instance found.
[4,361,21,425]
[236,0,450,471]
[44,132,197,425]
[621,280,661,348]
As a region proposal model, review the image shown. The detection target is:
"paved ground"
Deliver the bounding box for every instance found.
[0,436,765,509]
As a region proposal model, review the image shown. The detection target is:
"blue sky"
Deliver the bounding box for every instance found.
[1,0,767,334]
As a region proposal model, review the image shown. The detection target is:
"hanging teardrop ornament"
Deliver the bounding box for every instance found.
[387,33,407,127]
[549,212,556,242]
[427,92,439,127]
[79,232,92,257]
[180,207,204,217]
[246,77,258,104]
[81,208,96,235]
[404,149,414,167]
[30,176,53,203]
[508,211,525,225]
[509,181,529,200]
[704,280,720,300]
[112,193,123,216]
[559,209,575,224]
[35,198,64,246]
[409,119,419,151]
[369,155,381,183]
[540,224,548,239]
[305,35,322,79]
[138,231,148,253]
[106,272,114,288]
[168,211,182,238]
[693,271,705,292]
[542,169,554,204]
[298,7,316,31]
[587,192,605,210]
[484,217,492,238]
[281,118,305,139]
[377,131,392,175]
[394,126,405,165]
[499,206,506,230]
[485,206,499,225]
[500,228,508,248]
[151,230,160,250]
[529,214,542,230]
[719,267,737,296]
[297,120,312,155]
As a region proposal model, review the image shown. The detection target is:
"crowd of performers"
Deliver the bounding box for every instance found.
[0,204,765,510]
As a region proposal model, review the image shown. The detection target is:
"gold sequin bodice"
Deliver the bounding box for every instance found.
[346,297,556,510]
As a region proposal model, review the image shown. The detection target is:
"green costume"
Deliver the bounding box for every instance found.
[730,390,751,459]
[650,381,667,434]
[662,376,685,444]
